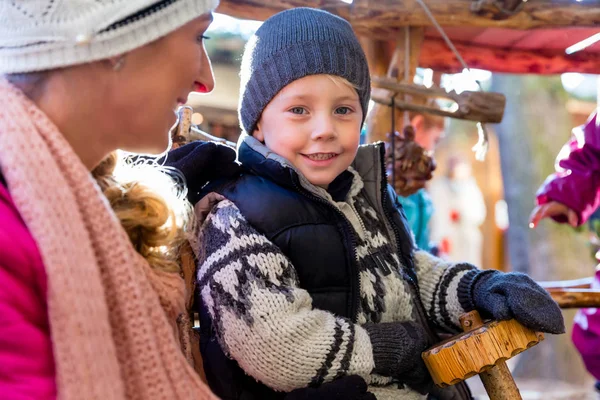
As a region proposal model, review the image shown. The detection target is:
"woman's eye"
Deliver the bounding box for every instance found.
[335,107,352,115]
[290,107,306,115]
[197,34,210,43]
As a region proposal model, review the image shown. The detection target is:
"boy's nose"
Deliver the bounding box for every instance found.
[312,116,337,141]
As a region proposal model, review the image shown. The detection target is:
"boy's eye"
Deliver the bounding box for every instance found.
[335,107,352,115]
[289,107,306,115]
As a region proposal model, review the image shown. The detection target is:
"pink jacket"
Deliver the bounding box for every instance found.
[536,112,600,226]
[536,112,600,380]
[0,182,56,399]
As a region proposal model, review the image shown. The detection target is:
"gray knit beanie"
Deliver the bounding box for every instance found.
[238,7,371,134]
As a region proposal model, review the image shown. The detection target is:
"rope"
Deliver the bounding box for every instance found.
[414,0,490,161]
[403,26,411,127]
[391,95,396,188]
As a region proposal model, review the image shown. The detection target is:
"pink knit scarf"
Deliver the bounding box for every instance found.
[0,79,218,400]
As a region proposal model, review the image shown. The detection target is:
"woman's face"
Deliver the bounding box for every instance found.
[104,14,215,155]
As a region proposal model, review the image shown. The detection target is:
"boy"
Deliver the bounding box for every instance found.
[195,8,564,400]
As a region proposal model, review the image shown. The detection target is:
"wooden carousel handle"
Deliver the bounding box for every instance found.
[422,310,544,400]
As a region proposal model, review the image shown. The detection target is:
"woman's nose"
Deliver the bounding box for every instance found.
[196,49,215,93]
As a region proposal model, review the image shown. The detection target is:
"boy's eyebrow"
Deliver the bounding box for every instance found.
[277,93,360,103]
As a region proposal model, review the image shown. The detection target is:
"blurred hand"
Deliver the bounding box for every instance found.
[529,201,578,228]
[195,192,225,225]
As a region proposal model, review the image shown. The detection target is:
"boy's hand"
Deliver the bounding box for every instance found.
[195,192,225,225]
[363,321,434,394]
[529,201,578,228]
[285,375,375,400]
[467,271,565,334]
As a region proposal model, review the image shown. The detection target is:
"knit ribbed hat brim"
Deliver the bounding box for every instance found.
[238,8,371,134]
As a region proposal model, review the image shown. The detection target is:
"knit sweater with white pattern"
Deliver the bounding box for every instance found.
[196,167,476,400]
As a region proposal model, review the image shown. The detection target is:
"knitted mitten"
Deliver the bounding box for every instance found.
[285,375,375,400]
[458,270,565,334]
[160,141,240,205]
[363,321,434,394]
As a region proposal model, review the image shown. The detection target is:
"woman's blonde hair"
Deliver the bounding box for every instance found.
[92,152,192,273]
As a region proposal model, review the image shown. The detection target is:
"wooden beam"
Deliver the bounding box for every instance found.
[358,37,392,78]
[350,0,600,33]
[538,277,593,290]
[217,0,600,31]
[216,0,350,21]
[419,37,600,74]
[547,289,600,309]
[370,79,506,123]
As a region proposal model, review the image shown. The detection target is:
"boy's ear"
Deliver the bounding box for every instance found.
[253,124,264,142]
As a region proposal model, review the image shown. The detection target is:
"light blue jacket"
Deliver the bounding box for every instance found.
[398,189,434,251]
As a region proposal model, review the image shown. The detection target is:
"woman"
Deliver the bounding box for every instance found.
[0,2,376,399]
[0,1,220,399]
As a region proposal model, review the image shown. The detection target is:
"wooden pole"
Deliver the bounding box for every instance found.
[460,312,522,400]
[365,27,424,144]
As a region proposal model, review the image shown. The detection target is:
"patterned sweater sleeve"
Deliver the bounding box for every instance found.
[196,200,375,392]
[412,250,477,332]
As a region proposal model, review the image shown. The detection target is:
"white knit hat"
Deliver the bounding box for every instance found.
[0,0,219,74]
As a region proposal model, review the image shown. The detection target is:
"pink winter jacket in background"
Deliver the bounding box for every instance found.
[536,112,600,226]
[0,182,56,399]
[536,112,600,381]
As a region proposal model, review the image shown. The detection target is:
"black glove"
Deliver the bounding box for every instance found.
[285,375,375,400]
[363,321,434,394]
[458,270,565,334]
[160,141,240,204]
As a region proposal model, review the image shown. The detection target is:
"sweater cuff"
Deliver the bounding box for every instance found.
[457,269,497,312]
[363,322,426,378]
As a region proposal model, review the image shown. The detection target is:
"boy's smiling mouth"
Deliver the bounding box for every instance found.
[302,152,339,161]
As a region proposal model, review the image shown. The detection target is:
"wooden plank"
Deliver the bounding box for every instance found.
[419,37,600,74]
[547,289,600,309]
[216,0,350,21]
[538,277,593,290]
[350,0,600,32]
[217,0,600,30]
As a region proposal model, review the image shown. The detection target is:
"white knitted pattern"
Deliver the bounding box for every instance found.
[197,200,375,392]
[413,250,476,331]
[0,0,219,73]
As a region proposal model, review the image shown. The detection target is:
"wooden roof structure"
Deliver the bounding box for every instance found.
[216,0,600,75]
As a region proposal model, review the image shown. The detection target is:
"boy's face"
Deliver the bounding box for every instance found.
[412,115,445,153]
[253,75,362,188]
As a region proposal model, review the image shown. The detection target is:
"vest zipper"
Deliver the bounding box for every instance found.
[377,146,439,343]
[349,201,368,238]
[291,176,362,323]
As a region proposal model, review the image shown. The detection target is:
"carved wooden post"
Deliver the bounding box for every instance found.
[364,27,424,144]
